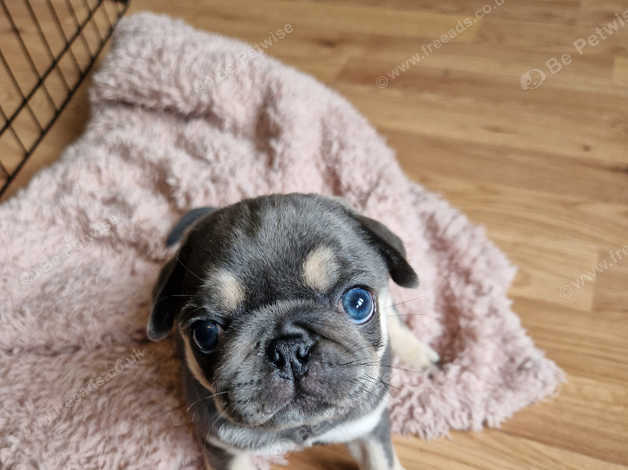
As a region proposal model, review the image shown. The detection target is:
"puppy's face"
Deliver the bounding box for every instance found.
[148,194,417,430]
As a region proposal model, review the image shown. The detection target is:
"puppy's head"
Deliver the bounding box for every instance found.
[148,194,417,429]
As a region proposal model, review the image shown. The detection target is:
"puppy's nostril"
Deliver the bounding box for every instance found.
[296,345,310,362]
[267,341,287,368]
[272,349,283,366]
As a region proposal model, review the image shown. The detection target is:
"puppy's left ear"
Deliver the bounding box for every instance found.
[351,213,419,288]
[166,206,216,247]
[148,206,216,340]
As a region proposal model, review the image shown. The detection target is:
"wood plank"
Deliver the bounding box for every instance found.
[477,18,628,56]
[274,425,628,469]
[614,56,628,86]
[336,42,621,93]
[514,297,628,385]
[579,0,628,25]
[293,0,583,26]
[382,129,628,204]
[129,0,481,41]
[593,247,628,311]
[502,375,628,465]
[334,83,628,166]
[393,430,627,470]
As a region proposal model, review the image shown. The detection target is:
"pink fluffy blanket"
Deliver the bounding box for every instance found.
[0,13,563,470]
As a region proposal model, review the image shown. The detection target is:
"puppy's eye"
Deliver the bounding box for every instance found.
[191,320,221,353]
[341,287,374,324]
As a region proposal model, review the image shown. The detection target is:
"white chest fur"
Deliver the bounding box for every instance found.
[310,397,388,445]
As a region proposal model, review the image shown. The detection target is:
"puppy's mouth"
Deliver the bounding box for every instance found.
[213,373,310,428]
[213,357,382,429]
[213,379,293,427]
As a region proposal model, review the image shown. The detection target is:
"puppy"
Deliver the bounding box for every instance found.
[148,193,439,470]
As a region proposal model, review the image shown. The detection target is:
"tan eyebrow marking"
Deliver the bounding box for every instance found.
[302,245,339,291]
[206,268,245,310]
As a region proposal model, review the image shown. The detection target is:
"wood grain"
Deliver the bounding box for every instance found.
[1,0,626,469]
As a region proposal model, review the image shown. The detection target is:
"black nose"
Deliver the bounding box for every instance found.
[267,336,312,379]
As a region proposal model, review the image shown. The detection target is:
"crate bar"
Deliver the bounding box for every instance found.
[0,0,129,197]
[0,0,58,112]
[24,0,72,92]
[0,0,120,135]
[45,0,83,75]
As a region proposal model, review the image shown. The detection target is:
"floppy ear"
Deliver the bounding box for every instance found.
[166,206,216,247]
[350,213,419,288]
[147,206,216,341]
[147,256,186,341]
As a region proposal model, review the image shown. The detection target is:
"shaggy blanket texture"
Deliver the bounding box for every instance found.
[0,13,564,470]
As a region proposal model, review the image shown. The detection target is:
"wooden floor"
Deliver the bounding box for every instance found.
[2,0,627,469]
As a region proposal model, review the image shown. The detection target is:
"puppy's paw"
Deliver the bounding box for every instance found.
[388,315,440,371]
[397,339,440,371]
[424,342,440,365]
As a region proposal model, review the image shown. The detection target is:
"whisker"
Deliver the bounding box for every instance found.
[365,372,404,392]
[381,295,430,316]
[377,364,438,374]
[389,312,427,316]
[329,360,436,375]
[386,295,426,309]
[356,372,404,393]
[175,255,205,282]
[189,383,266,407]
[186,391,229,413]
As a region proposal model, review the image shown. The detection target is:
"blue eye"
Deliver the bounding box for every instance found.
[341,287,375,324]
[191,320,221,353]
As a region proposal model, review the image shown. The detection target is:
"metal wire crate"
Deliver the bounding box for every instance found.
[0,0,129,197]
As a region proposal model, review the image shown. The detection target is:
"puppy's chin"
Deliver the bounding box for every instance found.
[214,385,368,431]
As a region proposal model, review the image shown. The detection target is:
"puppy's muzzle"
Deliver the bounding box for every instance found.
[267,334,315,380]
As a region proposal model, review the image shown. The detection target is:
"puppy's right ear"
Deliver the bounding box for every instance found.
[351,213,419,288]
[147,255,185,341]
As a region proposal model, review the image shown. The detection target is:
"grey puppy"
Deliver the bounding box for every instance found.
[147,193,439,470]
